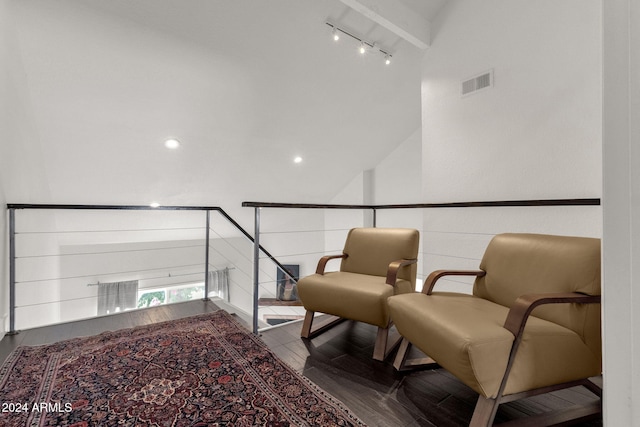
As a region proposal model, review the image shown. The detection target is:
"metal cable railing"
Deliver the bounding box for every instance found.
[6,198,601,335]
[6,204,299,334]
[243,197,602,332]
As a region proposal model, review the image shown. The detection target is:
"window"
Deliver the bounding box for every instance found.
[137,283,205,308]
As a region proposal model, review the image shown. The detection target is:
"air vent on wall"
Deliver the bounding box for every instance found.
[461,69,493,97]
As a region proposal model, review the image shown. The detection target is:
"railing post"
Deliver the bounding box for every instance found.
[372,207,377,227]
[203,210,211,301]
[8,208,17,335]
[252,207,261,334]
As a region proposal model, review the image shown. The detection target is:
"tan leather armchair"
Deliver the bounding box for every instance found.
[297,227,419,361]
[388,233,602,426]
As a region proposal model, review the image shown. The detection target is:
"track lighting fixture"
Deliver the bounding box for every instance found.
[326,22,393,66]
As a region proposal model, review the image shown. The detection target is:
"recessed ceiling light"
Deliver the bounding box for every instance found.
[294,156,303,164]
[164,138,180,149]
[150,202,160,208]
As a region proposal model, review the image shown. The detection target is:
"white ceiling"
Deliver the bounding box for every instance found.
[7,0,446,214]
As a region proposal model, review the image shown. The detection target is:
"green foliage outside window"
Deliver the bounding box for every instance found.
[137,285,204,309]
[167,286,204,303]
[137,291,165,308]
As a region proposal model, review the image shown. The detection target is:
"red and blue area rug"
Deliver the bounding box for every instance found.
[0,310,366,426]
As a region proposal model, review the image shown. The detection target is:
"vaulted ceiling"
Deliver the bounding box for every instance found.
[5,0,446,216]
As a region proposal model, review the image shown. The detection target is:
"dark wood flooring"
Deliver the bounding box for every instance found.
[0,301,602,427]
[260,317,603,427]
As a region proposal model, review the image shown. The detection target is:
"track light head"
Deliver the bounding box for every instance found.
[332,28,340,41]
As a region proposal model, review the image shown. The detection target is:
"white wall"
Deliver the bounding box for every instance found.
[602,0,640,424]
[0,0,46,334]
[257,209,326,279]
[324,172,370,259]
[423,0,601,202]
[372,127,422,205]
[423,0,601,201]
[0,0,8,335]
[419,0,602,291]
[4,0,423,226]
[2,0,62,334]
[0,193,6,336]
[325,128,424,250]
[0,2,52,205]
[372,127,423,230]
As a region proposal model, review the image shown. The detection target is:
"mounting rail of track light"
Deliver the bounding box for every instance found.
[326,22,393,65]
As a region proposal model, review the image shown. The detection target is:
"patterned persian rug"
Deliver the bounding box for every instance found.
[0,310,366,427]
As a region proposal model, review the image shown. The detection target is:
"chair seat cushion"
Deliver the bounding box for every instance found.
[388,292,601,398]
[298,271,414,328]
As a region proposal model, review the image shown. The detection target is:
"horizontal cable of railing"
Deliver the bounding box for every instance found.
[18,243,206,259]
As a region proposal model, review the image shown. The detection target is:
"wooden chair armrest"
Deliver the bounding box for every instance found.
[386,259,418,285]
[491,292,601,405]
[316,254,348,274]
[422,269,486,294]
[503,292,601,337]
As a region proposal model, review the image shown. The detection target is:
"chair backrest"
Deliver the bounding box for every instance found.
[473,233,601,359]
[340,228,420,286]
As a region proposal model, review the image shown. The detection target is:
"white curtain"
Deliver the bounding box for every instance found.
[208,268,230,301]
[97,280,139,315]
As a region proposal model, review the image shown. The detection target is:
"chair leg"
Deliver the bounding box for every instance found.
[373,326,390,361]
[393,338,412,370]
[469,396,500,427]
[373,324,403,361]
[303,314,398,361]
[300,311,346,339]
[391,338,438,371]
[300,310,314,338]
